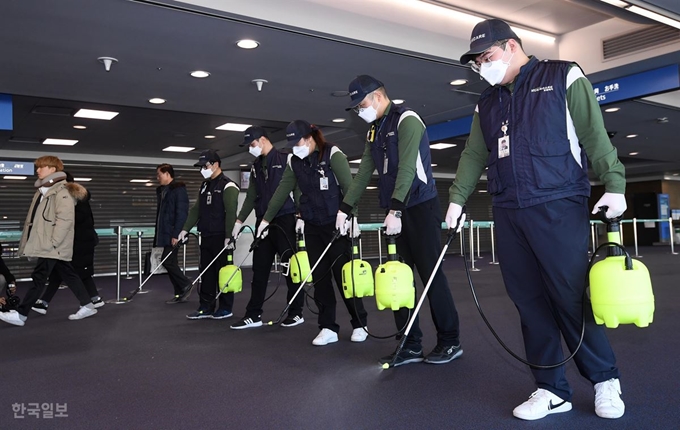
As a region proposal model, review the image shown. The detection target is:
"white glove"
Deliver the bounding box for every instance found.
[347,217,360,238]
[231,221,243,240]
[383,212,402,235]
[256,221,269,239]
[335,211,349,236]
[445,203,466,233]
[224,238,235,250]
[592,192,627,219]
[295,218,305,234]
[178,230,188,243]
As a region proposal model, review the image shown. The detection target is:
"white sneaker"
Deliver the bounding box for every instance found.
[513,389,572,420]
[350,326,368,342]
[312,328,338,346]
[594,378,625,419]
[0,310,27,327]
[68,304,98,320]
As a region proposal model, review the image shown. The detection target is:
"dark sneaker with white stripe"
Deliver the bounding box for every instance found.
[513,389,572,420]
[280,315,304,327]
[424,344,463,364]
[230,316,263,330]
[378,348,424,367]
[31,300,48,315]
[186,309,212,320]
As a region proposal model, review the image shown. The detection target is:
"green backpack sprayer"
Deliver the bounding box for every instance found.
[589,208,654,328]
[341,236,375,299]
[374,234,414,311]
[218,247,243,294]
[289,231,313,284]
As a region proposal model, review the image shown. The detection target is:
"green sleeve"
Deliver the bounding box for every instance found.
[341,141,374,211]
[391,114,425,208]
[448,112,489,205]
[236,176,257,222]
[330,149,358,216]
[566,67,626,193]
[263,164,297,222]
[223,185,239,235]
[183,199,200,231]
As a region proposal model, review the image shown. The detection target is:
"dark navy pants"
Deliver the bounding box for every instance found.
[494,196,620,401]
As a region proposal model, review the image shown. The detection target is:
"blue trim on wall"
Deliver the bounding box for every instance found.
[0,94,12,130]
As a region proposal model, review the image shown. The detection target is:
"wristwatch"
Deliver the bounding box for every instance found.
[390,210,402,218]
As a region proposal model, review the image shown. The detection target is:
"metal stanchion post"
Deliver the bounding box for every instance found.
[272,254,281,273]
[476,224,482,259]
[469,219,480,272]
[459,228,464,257]
[125,233,132,279]
[377,230,382,263]
[619,223,624,246]
[137,231,150,294]
[107,226,127,304]
[182,242,187,275]
[490,222,498,265]
[633,218,642,258]
[359,237,363,260]
[670,217,678,255]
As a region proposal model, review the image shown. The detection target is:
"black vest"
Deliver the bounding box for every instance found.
[369,104,437,209]
[290,146,341,226]
[252,148,295,220]
[477,58,590,208]
[197,173,238,236]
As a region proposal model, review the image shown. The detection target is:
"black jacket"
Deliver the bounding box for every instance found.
[155,180,189,247]
[0,243,16,285]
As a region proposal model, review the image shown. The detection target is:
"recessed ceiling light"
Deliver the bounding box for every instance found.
[349,159,362,164]
[74,108,119,120]
[43,138,78,146]
[674,173,679,176]
[204,135,216,139]
[73,125,87,130]
[149,98,166,104]
[626,134,638,138]
[392,99,405,105]
[130,179,150,183]
[629,152,639,156]
[190,70,211,78]
[74,177,92,182]
[331,90,349,97]
[478,190,488,193]
[332,118,346,123]
[366,186,378,190]
[163,146,195,152]
[3,176,27,180]
[430,143,457,150]
[145,182,154,187]
[239,164,248,167]
[216,122,252,132]
[236,39,259,49]
[605,107,620,113]
[431,164,438,167]
[450,79,468,86]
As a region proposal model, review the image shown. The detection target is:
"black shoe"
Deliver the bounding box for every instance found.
[178,284,194,302]
[280,315,304,327]
[379,347,424,367]
[230,316,263,330]
[165,295,181,304]
[424,344,463,364]
[31,300,48,315]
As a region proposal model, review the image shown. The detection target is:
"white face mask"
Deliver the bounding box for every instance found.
[293,142,310,159]
[357,96,378,123]
[249,143,262,158]
[200,167,213,179]
[478,46,513,86]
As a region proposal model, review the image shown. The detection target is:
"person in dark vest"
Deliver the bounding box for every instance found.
[31,172,104,315]
[0,156,97,327]
[230,126,305,329]
[179,150,239,320]
[258,120,367,346]
[338,75,462,367]
[0,243,17,312]
[449,19,626,421]
[154,163,192,304]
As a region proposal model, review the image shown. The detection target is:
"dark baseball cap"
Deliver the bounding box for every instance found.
[345,75,384,110]
[193,149,220,167]
[240,126,268,147]
[285,120,315,147]
[459,19,520,65]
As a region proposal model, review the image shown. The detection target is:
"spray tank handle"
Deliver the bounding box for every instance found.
[296,231,306,251]
[597,206,623,227]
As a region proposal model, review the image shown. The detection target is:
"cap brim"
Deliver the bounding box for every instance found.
[193,161,203,167]
[285,139,297,148]
[345,97,362,111]
[239,139,252,147]
[459,41,495,65]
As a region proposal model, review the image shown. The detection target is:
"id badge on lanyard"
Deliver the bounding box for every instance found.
[498,120,510,159]
[319,168,329,190]
[206,192,212,205]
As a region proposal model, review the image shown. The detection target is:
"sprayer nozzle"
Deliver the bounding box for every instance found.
[381,363,389,369]
[267,321,273,326]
